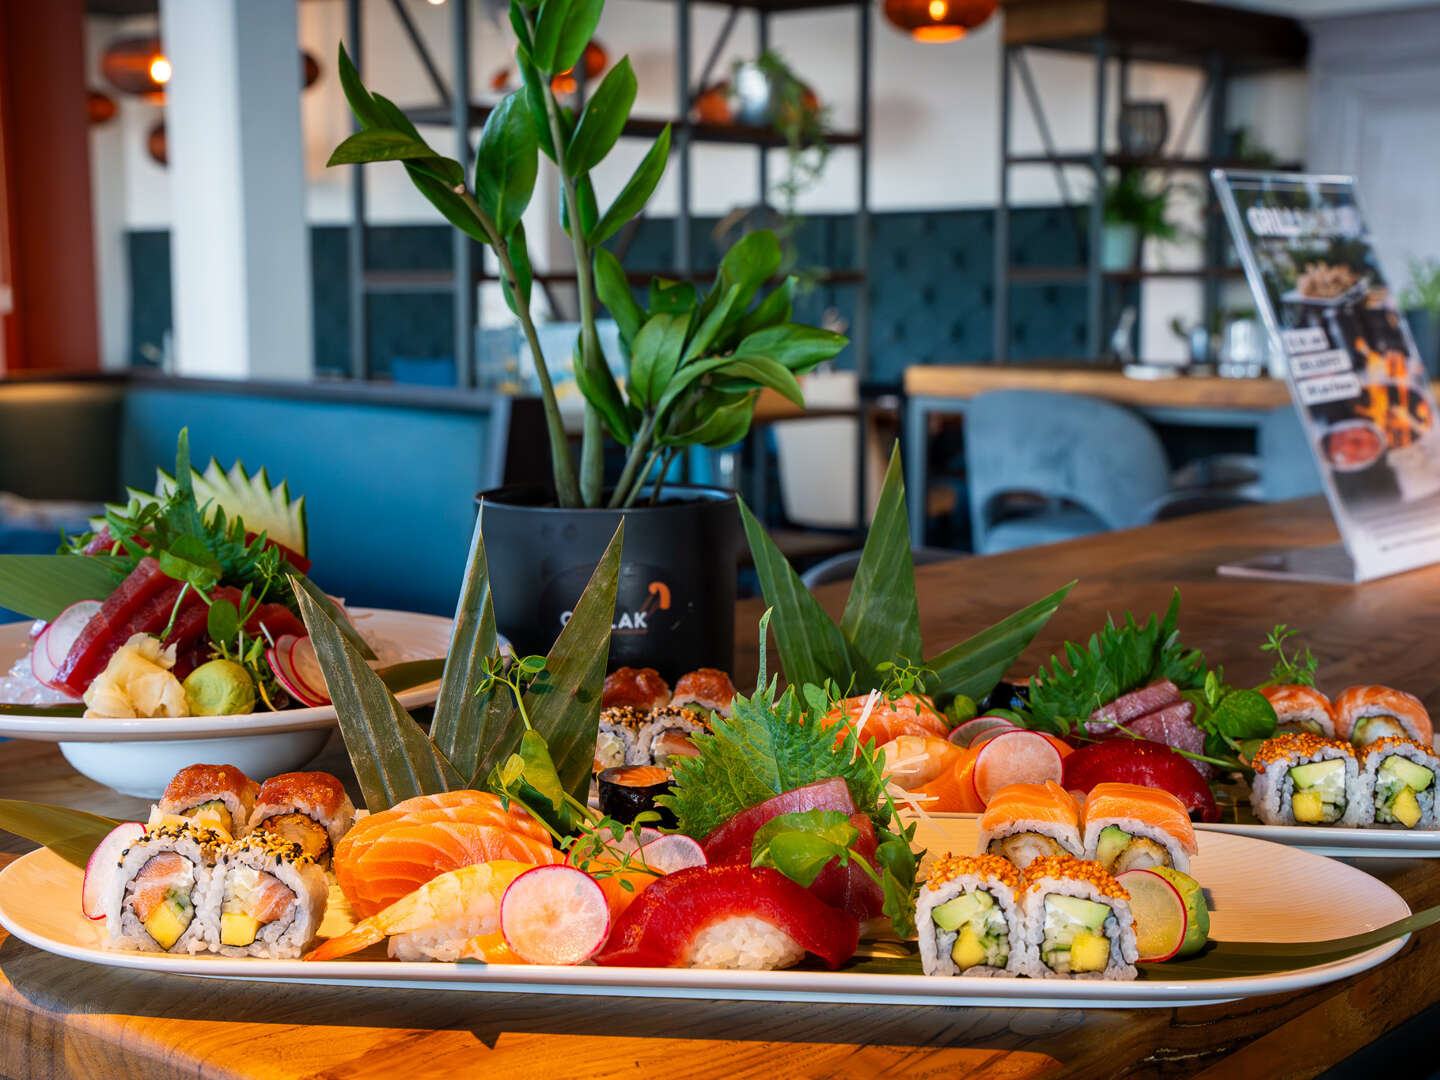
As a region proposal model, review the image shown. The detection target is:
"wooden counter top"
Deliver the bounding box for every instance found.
[904,365,1297,411]
[2,497,1438,1078]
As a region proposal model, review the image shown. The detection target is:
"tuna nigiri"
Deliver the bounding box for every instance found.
[594,864,860,970]
[341,822,563,918]
[976,781,1083,868]
[1079,782,1198,874]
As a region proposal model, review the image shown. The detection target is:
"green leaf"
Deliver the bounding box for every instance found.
[500,222,534,315]
[734,323,848,372]
[840,446,921,687]
[517,51,561,161]
[594,247,644,345]
[291,575,376,660]
[737,499,857,690]
[403,164,490,245]
[628,312,690,409]
[589,126,672,245]
[875,831,918,938]
[662,393,755,449]
[926,582,1074,709]
[474,92,538,237]
[724,277,794,344]
[573,335,635,443]
[683,283,740,362]
[566,58,636,175]
[508,0,533,50]
[294,579,461,810]
[207,599,240,644]
[1210,688,1278,741]
[0,800,122,869]
[751,809,859,887]
[429,513,509,782]
[156,534,221,592]
[713,355,803,407]
[701,229,782,322]
[326,130,465,189]
[553,0,604,73]
[336,43,385,130]
[0,555,125,621]
[530,0,574,71]
[649,277,697,315]
[560,174,598,239]
[375,658,446,694]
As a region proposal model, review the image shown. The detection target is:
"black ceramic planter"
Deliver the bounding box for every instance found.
[475,485,739,679]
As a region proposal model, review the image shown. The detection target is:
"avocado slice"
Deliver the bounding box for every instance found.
[1046,894,1110,931]
[1149,867,1210,957]
[1289,759,1344,789]
[1094,825,1131,872]
[1379,755,1434,793]
[931,889,994,932]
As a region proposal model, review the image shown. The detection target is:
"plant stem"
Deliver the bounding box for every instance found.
[609,414,656,508]
[454,187,580,507]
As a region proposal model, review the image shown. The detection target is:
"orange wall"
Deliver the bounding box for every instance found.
[0,0,99,373]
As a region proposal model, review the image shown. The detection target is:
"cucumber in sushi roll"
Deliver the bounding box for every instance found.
[1020,855,1138,980]
[1361,736,1440,829]
[1251,734,1363,827]
[917,854,1031,977]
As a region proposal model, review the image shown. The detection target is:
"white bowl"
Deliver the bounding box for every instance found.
[59,731,334,798]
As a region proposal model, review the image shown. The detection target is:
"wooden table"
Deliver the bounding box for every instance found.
[3,498,1440,1078]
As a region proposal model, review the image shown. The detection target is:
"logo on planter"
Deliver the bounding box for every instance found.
[550,563,683,639]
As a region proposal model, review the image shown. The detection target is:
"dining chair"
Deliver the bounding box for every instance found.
[800,546,963,590]
[1258,406,1324,500]
[964,390,1172,554]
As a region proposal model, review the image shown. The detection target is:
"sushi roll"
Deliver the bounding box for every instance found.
[1080,783,1198,874]
[248,771,356,864]
[200,833,328,958]
[102,823,225,954]
[977,781,1084,869]
[601,667,671,712]
[633,705,711,768]
[671,668,738,718]
[595,706,646,772]
[597,765,677,827]
[1250,734,1363,827]
[148,763,260,839]
[1020,855,1138,980]
[916,853,1030,977]
[1334,686,1433,746]
[1261,684,1336,738]
[1360,736,1440,829]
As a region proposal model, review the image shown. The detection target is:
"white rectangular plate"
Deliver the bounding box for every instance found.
[1195,819,1440,859]
[0,817,1410,1009]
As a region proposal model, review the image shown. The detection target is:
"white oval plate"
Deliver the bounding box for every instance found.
[1195,819,1440,859]
[0,608,451,742]
[0,815,1409,1009]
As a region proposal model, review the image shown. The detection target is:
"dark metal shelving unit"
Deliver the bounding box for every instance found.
[343,0,872,386]
[992,0,1308,364]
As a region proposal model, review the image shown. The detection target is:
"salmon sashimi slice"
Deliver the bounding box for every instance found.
[1080,782,1198,853]
[342,823,563,918]
[128,853,191,921]
[307,861,531,962]
[822,693,949,748]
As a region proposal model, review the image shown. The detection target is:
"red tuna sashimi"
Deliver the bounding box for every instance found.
[1123,700,1217,780]
[1086,680,1180,735]
[701,779,855,864]
[1063,739,1220,822]
[806,812,885,923]
[246,603,306,642]
[53,558,174,696]
[594,864,860,969]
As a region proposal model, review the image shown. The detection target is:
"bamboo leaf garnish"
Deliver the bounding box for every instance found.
[923,581,1075,704]
[0,555,127,622]
[291,576,376,660]
[0,801,122,869]
[293,578,461,810]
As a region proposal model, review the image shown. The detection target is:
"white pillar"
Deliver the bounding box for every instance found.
[160,0,313,380]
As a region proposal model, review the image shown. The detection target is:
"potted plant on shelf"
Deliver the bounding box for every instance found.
[1400,256,1440,378]
[1100,168,1181,271]
[327,2,846,675]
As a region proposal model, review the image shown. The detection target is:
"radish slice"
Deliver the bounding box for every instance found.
[266,646,327,708]
[501,865,610,965]
[973,730,1065,804]
[638,834,706,874]
[45,600,103,667]
[609,826,665,855]
[82,822,147,920]
[949,715,1017,747]
[1116,868,1188,962]
[30,626,61,688]
[968,724,1023,749]
[285,636,331,704]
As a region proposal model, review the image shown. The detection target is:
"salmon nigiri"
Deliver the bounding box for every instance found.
[342,822,564,918]
[976,781,1082,868]
[1079,782,1198,874]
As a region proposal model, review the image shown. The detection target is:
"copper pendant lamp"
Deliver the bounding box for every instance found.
[882,0,996,43]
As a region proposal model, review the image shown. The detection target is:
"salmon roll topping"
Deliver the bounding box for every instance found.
[1334,685,1432,746]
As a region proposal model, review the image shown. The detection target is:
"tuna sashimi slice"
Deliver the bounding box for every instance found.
[1123,700,1217,780]
[1087,680,1181,735]
[701,779,855,865]
[594,864,860,970]
[53,557,173,697]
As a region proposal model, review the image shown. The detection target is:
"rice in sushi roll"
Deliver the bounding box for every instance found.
[200,833,328,958]
[1261,684,1336,738]
[103,823,225,954]
[917,854,1031,977]
[1360,736,1440,829]
[248,771,355,864]
[595,706,646,772]
[1250,734,1363,827]
[1019,855,1138,980]
[1080,783,1198,874]
[633,705,710,768]
[1334,686,1433,747]
[977,782,1084,869]
[148,763,260,839]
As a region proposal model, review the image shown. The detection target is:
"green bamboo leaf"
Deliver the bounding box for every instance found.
[291,575,376,659]
[629,312,690,409]
[923,581,1074,706]
[841,445,921,688]
[0,703,84,717]
[682,284,740,363]
[376,658,446,694]
[739,499,856,688]
[501,223,534,315]
[531,0,574,72]
[594,247,644,345]
[0,800,122,869]
[734,323,848,372]
[566,58,636,175]
[474,91,538,237]
[429,514,505,781]
[469,523,624,799]
[589,126,672,245]
[0,555,126,621]
[336,43,385,130]
[293,580,460,810]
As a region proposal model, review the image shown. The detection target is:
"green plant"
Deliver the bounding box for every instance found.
[1102,168,1181,242]
[1400,257,1440,316]
[326,6,846,510]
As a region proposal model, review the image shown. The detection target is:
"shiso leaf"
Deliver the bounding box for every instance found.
[294,578,461,810]
[0,800,121,869]
[0,555,126,621]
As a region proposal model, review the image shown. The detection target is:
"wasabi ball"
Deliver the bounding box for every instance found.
[183,659,257,716]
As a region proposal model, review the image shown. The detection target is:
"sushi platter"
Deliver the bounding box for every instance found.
[0,814,1410,1009]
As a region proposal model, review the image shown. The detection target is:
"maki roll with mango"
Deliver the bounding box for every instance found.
[917,854,1030,977]
[1251,734,1363,827]
[1020,855,1138,980]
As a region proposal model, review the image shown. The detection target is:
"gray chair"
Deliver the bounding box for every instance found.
[801,546,962,590]
[965,390,1172,555]
[1258,406,1324,500]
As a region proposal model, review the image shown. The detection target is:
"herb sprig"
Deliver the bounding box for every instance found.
[1261,624,1319,688]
